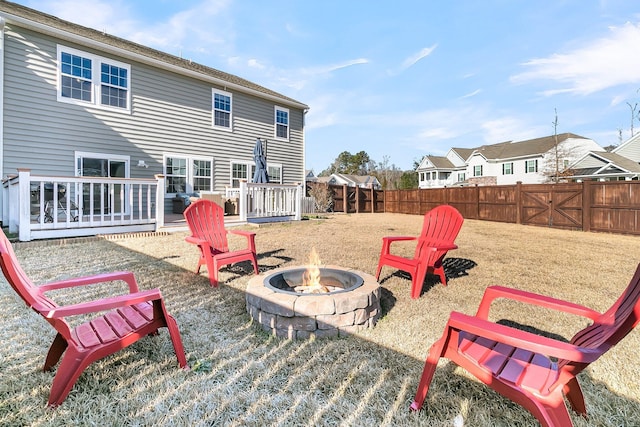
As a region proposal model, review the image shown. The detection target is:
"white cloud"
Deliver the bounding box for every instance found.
[401,45,437,70]
[459,89,482,99]
[31,0,232,56]
[511,22,640,96]
[247,59,265,69]
[388,45,437,76]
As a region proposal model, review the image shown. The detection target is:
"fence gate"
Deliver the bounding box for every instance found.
[520,184,582,229]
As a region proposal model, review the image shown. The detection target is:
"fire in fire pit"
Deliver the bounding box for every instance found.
[265,248,364,295]
[246,248,381,339]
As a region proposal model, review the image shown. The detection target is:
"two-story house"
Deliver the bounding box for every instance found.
[0,1,308,215]
[417,133,603,188]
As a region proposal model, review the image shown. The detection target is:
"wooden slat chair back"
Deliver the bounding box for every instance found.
[410,263,640,427]
[0,231,187,407]
[376,205,464,299]
[183,199,259,287]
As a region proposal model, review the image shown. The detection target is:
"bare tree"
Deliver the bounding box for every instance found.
[541,109,578,183]
[307,183,333,212]
[627,101,638,137]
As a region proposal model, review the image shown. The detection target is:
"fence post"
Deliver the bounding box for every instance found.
[582,180,591,232]
[154,174,165,229]
[515,181,522,224]
[355,186,360,213]
[343,184,348,213]
[17,168,31,241]
[370,187,375,213]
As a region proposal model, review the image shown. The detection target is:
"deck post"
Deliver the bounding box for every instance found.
[17,168,31,241]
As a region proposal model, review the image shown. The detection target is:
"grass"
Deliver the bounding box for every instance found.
[1,213,639,426]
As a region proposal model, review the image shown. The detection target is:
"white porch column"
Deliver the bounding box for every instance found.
[17,168,31,241]
[239,181,247,222]
[294,184,302,221]
[154,174,165,229]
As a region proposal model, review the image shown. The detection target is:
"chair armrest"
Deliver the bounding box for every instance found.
[382,236,417,243]
[447,312,601,363]
[42,288,163,318]
[380,236,417,255]
[229,229,256,238]
[426,243,458,252]
[185,235,209,246]
[38,271,140,294]
[230,230,257,252]
[475,285,601,321]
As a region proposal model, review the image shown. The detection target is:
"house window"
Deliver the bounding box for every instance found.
[267,165,282,184]
[275,106,289,140]
[457,172,466,182]
[75,152,129,214]
[193,159,213,192]
[164,155,213,194]
[563,159,570,169]
[525,159,538,173]
[474,165,483,176]
[212,89,232,129]
[231,161,255,188]
[502,162,513,175]
[58,45,130,111]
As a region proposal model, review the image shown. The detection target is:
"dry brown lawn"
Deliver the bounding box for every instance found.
[1,213,639,426]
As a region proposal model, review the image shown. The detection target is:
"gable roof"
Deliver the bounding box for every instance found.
[569,151,640,177]
[427,156,455,169]
[452,133,589,162]
[0,1,308,110]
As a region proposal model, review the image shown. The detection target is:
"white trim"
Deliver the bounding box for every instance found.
[274,105,289,141]
[57,45,131,113]
[211,88,233,131]
[163,153,214,195]
[74,151,130,177]
[0,18,5,185]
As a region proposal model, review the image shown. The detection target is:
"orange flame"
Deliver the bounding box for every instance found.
[303,247,322,287]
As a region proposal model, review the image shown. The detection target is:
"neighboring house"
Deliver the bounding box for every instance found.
[567,133,640,181]
[417,133,604,188]
[0,2,308,215]
[305,170,318,183]
[315,173,382,190]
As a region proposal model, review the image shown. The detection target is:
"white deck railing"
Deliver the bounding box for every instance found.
[238,182,303,222]
[3,169,164,241]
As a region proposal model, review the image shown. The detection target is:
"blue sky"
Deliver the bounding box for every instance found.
[14,0,640,172]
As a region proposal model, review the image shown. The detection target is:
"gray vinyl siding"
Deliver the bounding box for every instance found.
[2,24,305,193]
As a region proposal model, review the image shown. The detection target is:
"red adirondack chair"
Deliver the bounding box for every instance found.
[0,231,188,407]
[410,263,640,427]
[376,205,463,299]
[184,199,259,287]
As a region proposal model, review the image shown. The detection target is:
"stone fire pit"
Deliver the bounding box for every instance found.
[246,265,381,339]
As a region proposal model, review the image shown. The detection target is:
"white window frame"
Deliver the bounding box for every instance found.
[502,162,513,175]
[274,106,289,141]
[164,154,214,194]
[230,161,283,186]
[457,172,466,182]
[474,165,483,176]
[267,163,283,184]
[230,160,254,188]
[212,89,233,131]
[57,45,131,112]
[74,151,130,178]
[525,159,538,173]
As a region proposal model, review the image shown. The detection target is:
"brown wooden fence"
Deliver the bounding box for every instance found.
[384,181,640,235]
